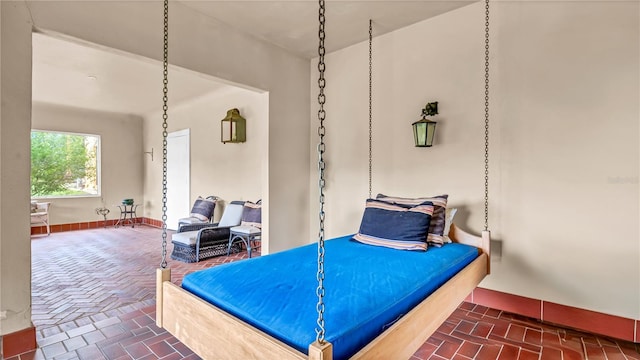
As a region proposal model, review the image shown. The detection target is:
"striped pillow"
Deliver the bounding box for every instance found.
[376,194,448,247]
[189,196,217,221]
[240,200,262,229]
[353,199,433,251]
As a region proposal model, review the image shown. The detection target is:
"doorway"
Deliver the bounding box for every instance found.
[166,129,191,230]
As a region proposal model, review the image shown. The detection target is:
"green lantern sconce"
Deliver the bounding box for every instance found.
[412,101,438,147]
[221,108,246,144]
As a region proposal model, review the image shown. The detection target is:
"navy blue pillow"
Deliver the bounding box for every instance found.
[377,193,448,247]
[190,196,217,221]
[353,199,433,251]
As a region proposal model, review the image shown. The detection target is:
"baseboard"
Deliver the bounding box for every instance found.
[1,325,37,358]
[140,217,163,228]
[470,287,638,343]
[30,218,164,235]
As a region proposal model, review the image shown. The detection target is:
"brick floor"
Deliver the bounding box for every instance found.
[9,226,639,360]
[31,226,254,331]
[413,304,640,360]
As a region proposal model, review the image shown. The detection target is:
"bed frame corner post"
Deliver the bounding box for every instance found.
[309,341,333,360]
[156,268,171,328]
[482,230,491,274]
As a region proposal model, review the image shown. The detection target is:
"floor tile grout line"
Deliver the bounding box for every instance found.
[582,337,590,360]
[495,344,504,360]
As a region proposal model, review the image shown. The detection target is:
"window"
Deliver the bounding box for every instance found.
[31,130,100,198]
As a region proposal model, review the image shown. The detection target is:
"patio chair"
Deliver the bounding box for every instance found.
[30,202,51,235]
[170,201,245,263]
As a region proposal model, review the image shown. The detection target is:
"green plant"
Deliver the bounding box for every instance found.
[31,131,89,196]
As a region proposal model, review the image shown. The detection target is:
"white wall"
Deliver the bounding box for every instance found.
[311,2,639,320]
[31,102,144,225]
[0,1,33,336]
[142,86,267,223]
[489,1,638,320]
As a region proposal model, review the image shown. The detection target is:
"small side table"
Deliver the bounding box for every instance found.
[115,204,139,228]
[227,226,261,258]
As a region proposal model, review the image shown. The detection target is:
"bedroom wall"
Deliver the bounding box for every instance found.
[142,86,267,223]
[310,1,639,321]
[31,102,144,225]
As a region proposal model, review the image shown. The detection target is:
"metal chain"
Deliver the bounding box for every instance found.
[483,0,490,231]
[368,19,373,199]
[160,0,169,269]
[315,0,327,344]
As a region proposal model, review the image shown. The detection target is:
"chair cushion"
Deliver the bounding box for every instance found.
[178,217,207,225]
[218,202,245,227]
[231,226,261,235]
[172,231,198,246]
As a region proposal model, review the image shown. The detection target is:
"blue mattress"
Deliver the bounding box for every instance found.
[182,235,478,360]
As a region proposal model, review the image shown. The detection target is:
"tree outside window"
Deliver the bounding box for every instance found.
[31,130,100,197]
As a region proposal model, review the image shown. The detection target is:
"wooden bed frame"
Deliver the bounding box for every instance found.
[156,224,490,360]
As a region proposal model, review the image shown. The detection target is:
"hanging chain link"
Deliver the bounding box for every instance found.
[160,0,169,269]
[483,0,490,231]
[315,0,327,344]
[368,19,373,199]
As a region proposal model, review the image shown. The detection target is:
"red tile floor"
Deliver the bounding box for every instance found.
[12,226,638,360]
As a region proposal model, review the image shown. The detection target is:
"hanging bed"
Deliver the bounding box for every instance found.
[156,224,489,360]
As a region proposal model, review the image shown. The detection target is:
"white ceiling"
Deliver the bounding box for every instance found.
[179,1,474,59]
[32,32,230,116]
[32,1,474,116]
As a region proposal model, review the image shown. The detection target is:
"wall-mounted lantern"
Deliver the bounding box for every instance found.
[412,101,438,147]
[221,108,246,144]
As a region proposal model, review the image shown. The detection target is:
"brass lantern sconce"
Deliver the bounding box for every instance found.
[221,108,246,144]
[412,101,438,147]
